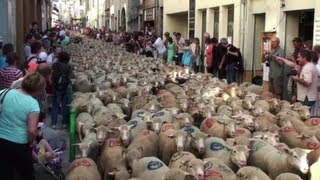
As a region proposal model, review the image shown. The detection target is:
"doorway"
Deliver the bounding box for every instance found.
[121,8,126,29]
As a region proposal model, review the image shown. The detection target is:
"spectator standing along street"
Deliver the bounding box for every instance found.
[24,34,35,61]
[152,35,166,59]
[51,51,72,129]
[311,45,320,116]
[175,33,185,65]
[0,72,46,180]
[0,53,23,90]
[219,38,240,84]
[292,50,318,107]
[47,46,62,65]
[0,43,14,69]
[265,37,285,99]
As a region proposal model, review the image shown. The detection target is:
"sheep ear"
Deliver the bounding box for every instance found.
[168,134,175,138]
[129,123,138,129]
[108,171,116,176]
[121,149,127,158]
[296,134,304,139]
[91,128,98,133]
[283,148,293,155]
[138,147,144,153]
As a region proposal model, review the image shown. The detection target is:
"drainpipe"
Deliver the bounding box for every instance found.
[240,0,247,82]
[156,0,160,34]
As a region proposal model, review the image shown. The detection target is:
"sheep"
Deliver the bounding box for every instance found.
[187,131,210,157]
[249,138,311,179]
[99,138,126,180]
[66,158,101,180]
[235,166,271,180]
[123,130,159,168]
[203,137,250,171]
[164,169,196,180]
[203,157,236,180]
[172,113,194,129]
[274,173,303,180]
[74,132,99,160]
[161,129,191,165]
[76,112,94,142]
[168,151,196,170]
[200,117,236,139]
[132,157,169,180]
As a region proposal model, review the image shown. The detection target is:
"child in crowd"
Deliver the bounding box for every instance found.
[180,39,193,68]
[32,123,63,164]
[166,37,175,65]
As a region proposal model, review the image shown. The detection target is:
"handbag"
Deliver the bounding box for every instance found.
[0,89,11,114]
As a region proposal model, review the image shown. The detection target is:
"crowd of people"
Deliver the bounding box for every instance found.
[265,37,320,116]
[0,21,72,179]
[82,27,245,85]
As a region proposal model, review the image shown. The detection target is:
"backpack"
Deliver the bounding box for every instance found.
[54,62,71,91]
[236,50,244,73]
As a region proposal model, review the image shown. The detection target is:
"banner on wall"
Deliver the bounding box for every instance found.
[313,16,320,46]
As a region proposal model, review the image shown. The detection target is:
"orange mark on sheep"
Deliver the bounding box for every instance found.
[205,118,215,128]
[311,119,320,126]
[205,170,223,177]
[108,140,123,147]
[161,124,175,132]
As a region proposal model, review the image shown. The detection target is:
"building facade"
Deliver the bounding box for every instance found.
[0,0,51,60]
[163,0,320,83]
[143,0,163,35]
[106,0,141,32]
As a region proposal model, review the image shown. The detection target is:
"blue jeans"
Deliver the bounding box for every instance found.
[51,88,69,126]
[300,96,315,108]
[226,62,237,84]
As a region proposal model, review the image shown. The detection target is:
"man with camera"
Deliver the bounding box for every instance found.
[291,50,318,107]
[264,37,285,99]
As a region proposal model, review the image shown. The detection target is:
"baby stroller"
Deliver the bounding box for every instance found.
[33,129,66,180]
[34,148,65,180]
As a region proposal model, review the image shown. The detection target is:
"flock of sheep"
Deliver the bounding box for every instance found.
[64,35,320,180]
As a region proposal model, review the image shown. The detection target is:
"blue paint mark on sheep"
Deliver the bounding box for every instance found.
[128,120,138,125]
[184,127,195,134]
[147,161,163,170]
[137,111,145,117]
[210,142,224,151]
[154,111,165,117]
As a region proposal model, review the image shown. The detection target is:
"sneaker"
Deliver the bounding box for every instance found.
[51,125,57,129]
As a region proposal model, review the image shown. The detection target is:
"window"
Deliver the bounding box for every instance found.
[227,5,234,41]
[189,0,195,38]
[214,8,219,38]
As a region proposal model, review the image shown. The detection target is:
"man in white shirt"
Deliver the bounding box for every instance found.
[175,32,185,65]
[292,49,318,107]
[47,46,62,65]
[152,35,166,59]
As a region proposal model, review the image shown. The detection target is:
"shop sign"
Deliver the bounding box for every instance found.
[144,8,155,21]
[313,16,320,46]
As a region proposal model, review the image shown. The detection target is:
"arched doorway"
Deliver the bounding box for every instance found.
[121,7,126,29]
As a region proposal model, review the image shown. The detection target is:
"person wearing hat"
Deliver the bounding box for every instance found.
[219,38,241,84]
[57,30,70,49]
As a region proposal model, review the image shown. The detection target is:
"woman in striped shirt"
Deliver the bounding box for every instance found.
[0,53,23,90]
